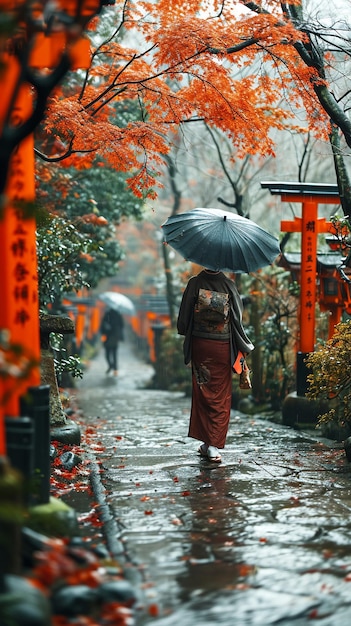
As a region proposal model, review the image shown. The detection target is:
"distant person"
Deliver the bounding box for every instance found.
[100,308,124,375]
[177,269,254,463]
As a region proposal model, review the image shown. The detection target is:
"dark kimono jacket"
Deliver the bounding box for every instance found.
[177,270,254,368]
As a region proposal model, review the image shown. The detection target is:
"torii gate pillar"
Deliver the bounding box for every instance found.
[0,26,91,454]
[261,182,340,403]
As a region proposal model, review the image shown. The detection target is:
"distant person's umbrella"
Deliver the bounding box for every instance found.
[98,292,135,315]
[162,207,281,273]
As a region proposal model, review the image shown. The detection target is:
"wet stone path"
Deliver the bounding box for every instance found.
[77,342,351,626]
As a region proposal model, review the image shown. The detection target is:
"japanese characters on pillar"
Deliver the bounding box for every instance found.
[0,47,23,444]
[0,0,111,436]
[300,203,318,353]
[0,76,40,418]
[281,206,335,356]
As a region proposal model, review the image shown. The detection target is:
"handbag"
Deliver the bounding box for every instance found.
[239,360,252,389]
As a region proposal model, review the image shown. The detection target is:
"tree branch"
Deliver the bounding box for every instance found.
[0,54,71,194]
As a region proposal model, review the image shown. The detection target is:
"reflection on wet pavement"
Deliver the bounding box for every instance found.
[77,342,351,625]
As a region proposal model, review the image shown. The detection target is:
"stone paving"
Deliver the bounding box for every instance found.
[77,340,351,626]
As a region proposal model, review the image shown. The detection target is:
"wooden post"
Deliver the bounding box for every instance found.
[0,379,5,455]
[0,22,92,423]
[89,304,101,341]
[0,71,40,418]
[300,201,318,353]
[75,304,87,352]
[281,200,336,396]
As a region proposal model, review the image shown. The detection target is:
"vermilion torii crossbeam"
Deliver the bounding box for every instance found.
[261,182,340,395]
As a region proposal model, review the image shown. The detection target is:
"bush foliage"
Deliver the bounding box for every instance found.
[306,320,351,427]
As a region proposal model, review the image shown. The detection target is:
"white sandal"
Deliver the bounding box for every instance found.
[198,443,208,456]
[207,446,222,463]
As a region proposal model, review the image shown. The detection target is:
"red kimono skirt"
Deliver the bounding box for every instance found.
[188,337,232,449]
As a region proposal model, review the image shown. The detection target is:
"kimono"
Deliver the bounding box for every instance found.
[177,270,254,449]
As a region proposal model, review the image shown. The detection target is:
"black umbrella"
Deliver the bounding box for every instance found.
[162,208,281,273]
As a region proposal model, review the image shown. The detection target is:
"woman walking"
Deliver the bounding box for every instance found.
[177,269,254,463]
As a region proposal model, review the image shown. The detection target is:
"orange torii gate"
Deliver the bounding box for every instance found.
[261,182,340,397]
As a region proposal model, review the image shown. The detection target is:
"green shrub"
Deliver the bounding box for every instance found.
[306,320,351,427]
[51,333,83,380]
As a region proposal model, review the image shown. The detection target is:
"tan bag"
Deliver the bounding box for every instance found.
[239,360,252,389]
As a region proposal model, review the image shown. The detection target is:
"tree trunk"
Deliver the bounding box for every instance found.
[329,122,351,216]
[249,280,264,402]
[163,154,182,328]
[162,242,176,328]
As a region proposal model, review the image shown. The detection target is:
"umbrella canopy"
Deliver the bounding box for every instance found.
[98,292,135,315]
[162,208,281,273]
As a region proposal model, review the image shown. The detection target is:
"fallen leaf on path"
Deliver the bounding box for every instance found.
[238,564,256,577]
[148,603,160,617]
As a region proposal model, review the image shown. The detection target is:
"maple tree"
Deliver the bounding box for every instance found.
[1,1,351,208]
[0,0,116,199]
[35,0,351,211]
